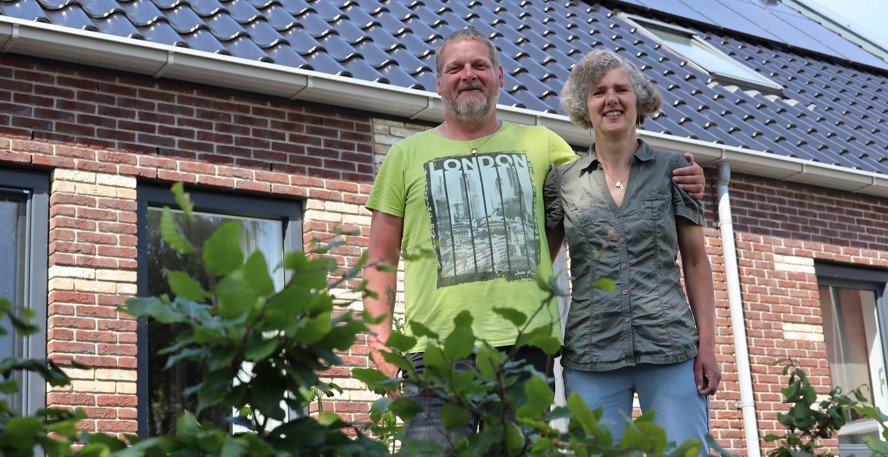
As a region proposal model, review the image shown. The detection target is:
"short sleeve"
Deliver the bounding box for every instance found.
[547,128,578,166]
[544,163,564,229]
[669,153,703,226]
[366,144,407,217]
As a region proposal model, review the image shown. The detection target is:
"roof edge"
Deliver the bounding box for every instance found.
[1,17,886,198]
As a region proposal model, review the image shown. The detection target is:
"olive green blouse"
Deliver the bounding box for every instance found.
[544,140,704,372]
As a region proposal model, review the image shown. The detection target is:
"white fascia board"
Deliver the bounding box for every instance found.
[1,18,167,73]
[641,130,888,198]
[1,17,886,198]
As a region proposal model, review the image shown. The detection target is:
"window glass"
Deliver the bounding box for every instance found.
[0,170,48,417]
[635,20,783,92]
[137,186,301,437]
[0,190,27,411]
[145,208,286,435]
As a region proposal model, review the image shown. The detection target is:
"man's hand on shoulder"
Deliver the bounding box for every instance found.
[673,152,705,200]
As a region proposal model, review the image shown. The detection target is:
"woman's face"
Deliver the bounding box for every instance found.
[585,67,638,138]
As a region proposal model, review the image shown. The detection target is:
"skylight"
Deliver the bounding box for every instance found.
[629,16,784,94]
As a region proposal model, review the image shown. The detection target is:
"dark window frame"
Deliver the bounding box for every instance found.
[0,167,49,416]
[135,184,303,438]
[816,262,888,456]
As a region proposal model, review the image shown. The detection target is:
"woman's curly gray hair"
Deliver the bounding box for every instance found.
[560,50,662,129]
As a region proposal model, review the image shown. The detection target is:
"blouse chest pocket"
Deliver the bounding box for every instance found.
[642,192,668,220]
[564,203,613,245]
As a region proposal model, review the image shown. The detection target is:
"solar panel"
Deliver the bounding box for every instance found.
[614,0,888,70]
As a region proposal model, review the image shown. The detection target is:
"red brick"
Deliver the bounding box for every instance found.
[49,341,95,353]
[96,395,138,407]
[75,355,121,368]
[48,393,96,406]
[95,420,138,433]
[98,344,137,356]
[49,292,97,305]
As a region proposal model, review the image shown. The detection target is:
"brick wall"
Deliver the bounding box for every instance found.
[4,51,888,456]
[706,173,888,454]
[1,52,378,434]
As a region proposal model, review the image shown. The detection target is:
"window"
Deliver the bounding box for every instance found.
[817,263,888,457]
[136,185,302,437]
[0,168,48,416]
[628,15,784,94]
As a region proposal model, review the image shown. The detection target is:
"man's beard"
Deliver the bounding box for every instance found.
[446,89,497,125]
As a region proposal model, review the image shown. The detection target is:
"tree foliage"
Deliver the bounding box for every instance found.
[3,183,888,456]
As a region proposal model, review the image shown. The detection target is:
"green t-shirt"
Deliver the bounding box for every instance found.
[366,122,576,352]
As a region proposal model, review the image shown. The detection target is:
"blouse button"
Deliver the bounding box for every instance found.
[619,238,624,244]
[616,213,622,219]
[622,289,629,295]
[621,263,628,269]
[624,317,631,323]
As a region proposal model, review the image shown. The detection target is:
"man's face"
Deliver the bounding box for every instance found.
[436,39,504,125]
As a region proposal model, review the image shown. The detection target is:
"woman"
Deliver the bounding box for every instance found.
[545,50,720,452]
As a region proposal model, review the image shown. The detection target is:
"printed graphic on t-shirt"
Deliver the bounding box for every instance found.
[425,152,539,287]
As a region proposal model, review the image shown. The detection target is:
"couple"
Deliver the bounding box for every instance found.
[364,27,718,454]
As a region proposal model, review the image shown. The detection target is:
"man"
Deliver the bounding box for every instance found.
[363,27,705,446]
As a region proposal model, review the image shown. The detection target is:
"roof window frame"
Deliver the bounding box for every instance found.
[624,14,785,95]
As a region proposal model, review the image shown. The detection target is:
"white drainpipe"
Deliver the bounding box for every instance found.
[717,162,761,457]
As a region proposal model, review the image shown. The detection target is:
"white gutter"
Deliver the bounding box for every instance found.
[717,163,762,457]
[1,16,888,199]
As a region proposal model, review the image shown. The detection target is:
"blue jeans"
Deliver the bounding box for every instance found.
[563,359,710,455]
[401,346,553,454]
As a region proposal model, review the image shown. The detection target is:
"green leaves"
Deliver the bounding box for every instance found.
[441,402,469,430]
[160,207,195,254]
[443,311,474,360]
[203,222,245,276]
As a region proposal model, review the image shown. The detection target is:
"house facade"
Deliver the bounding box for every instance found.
[1,0,887,455]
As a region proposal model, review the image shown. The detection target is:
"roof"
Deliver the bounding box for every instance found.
[1,0,887,175]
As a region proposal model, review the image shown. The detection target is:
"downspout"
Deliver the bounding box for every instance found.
[717,162,761,457]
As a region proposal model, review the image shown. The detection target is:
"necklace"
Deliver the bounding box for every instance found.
[601,165,630,190]
[466,121,501,155]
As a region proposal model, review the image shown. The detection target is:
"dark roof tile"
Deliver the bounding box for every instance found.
[385,45,431,75]
[224,0,263,23]
[204,10,248,41]
[4,0,887,173]
[165,5,209,34]
[0,0,51,23]
[187,0,225,17]
[94,10,144,39]
[181,27,227,54]
[317,32,357,62]
[118,0,167,27]
[258,4,299,32]
[43,5,99,31]
[264,42,309,68]
[219,34,270,61]
[273,0,313,17]
[150,0,185,10]
[80,0,125,18]
[241,17,287,48]
[137,20,188,47]
[279,26,323,55]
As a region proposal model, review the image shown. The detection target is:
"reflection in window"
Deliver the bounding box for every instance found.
[818,264,888,455]
[145,209,286,435]
[137,186,301,437]
[0,190,28,412]
[0,170,48,416]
